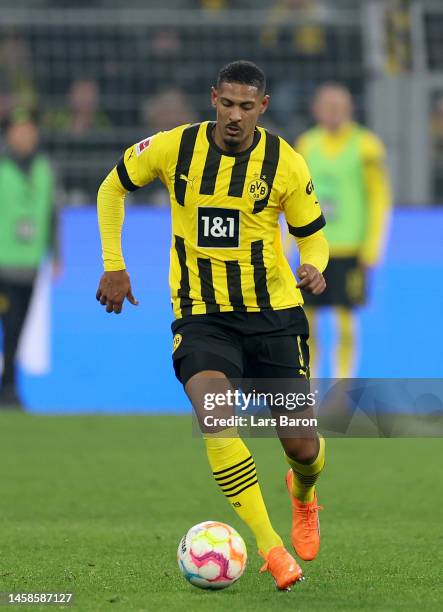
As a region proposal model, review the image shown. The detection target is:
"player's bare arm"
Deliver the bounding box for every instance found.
[296,263,326,295]
[96,269,139,314]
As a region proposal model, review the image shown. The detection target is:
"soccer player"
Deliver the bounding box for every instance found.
[96,61,329,590]
[288,83,391,377]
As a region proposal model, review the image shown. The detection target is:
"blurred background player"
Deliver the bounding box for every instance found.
[287,83,392,378]
[0,110,58,410]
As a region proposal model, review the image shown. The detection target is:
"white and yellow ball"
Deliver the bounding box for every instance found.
[177,521,247,589]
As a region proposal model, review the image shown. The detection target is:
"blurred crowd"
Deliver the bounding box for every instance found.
[0,0,359,9]
[0,0,364,204]
[0,0,441,205]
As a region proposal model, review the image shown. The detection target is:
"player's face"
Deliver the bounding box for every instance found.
[211,82,269,151]
[313,88,352,132]
[6,121,39,158]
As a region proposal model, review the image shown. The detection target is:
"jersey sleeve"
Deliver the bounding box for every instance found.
[360,131,392,266]
[360,130,386,166]
[282,150,326,238]
[114,131,169,192]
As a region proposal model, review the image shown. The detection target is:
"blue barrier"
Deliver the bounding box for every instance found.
[19,207,443,412]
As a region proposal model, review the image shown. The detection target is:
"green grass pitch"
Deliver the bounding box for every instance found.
[0,413,442,611]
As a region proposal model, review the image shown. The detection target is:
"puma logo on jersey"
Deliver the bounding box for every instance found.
[180,174,197,190]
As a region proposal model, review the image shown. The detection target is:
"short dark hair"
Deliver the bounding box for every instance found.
[217,60,266,93]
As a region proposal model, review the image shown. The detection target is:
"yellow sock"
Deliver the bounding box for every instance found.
[285,436,325,503]
[304,306,318,378]
[204,431,283,555]
[334,307,356,378]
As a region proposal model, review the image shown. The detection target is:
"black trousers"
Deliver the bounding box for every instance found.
[0,279,35,388]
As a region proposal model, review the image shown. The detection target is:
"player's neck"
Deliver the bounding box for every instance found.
[323,121,354,136]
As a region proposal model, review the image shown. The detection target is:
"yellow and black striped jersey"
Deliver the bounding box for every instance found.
[102,121,326,319]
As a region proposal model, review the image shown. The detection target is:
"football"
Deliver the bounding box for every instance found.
[177,521,247,589]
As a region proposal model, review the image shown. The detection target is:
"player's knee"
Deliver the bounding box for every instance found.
[284,437,319,464]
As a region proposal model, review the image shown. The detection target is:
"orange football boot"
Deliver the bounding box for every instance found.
[259,546,303,590]
[286,469,323,561]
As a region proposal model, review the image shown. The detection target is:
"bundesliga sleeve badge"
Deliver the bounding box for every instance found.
[135,135,155,156]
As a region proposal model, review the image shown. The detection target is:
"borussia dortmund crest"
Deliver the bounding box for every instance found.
[247,177,269,201]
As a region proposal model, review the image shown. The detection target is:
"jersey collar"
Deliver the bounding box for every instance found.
[206,122,261,157]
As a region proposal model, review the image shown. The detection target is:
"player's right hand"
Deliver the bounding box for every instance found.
[96,270,139,314]
[296,263,326,295]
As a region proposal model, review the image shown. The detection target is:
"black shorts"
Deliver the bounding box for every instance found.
[171,307,310,386]
[303,256,366,308]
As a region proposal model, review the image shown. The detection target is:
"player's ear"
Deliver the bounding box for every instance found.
[210,86,217,108]
[259,94,270,115]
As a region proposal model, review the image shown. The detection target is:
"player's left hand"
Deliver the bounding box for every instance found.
[296,264,326,295]
[96,270,139,314]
